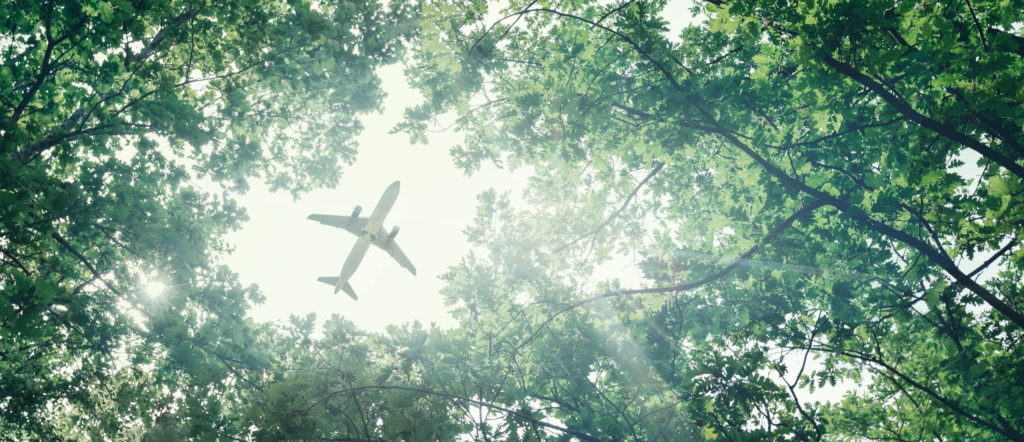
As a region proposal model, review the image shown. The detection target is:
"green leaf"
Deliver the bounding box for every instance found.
[925,279,947,312]
[989,175,1009,196]
[98,2,114,22]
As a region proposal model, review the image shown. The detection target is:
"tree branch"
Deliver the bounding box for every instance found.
[554,162,664,254]
[125,9,201,67]
[515,3,1024,328]
[986,27,1024,57]
[815,52,1024,179]
[4,13,87,151]
[50,232,126,298]
[523,200,826,350]
[964,0,989,52]
[304,385,608,442]
[792,343,1024,440]
[967,235,1019,279]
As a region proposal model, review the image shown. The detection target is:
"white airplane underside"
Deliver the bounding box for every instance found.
[308,181,416,300]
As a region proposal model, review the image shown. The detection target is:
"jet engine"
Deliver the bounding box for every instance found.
[387,226,400,243]
[350,205,362,219]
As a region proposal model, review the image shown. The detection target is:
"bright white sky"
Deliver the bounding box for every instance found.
[223,64,529,333]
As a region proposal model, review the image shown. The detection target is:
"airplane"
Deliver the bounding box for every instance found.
[308,181,416,300]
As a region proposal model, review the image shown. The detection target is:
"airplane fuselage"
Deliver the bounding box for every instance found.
[362,181,400,238]
[336,181,401,293]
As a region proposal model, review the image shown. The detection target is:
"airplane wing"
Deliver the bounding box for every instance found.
[317,276,358,300]
[307,214,368,236]
[371,226,417,276]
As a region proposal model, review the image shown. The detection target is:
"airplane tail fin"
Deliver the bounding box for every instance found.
[316,277,358,301]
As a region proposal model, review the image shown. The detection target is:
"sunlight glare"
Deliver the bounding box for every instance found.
[145,280,167,298]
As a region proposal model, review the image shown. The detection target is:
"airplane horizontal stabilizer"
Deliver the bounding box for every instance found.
[316,276,358,300]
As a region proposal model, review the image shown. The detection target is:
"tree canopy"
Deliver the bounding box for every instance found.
[3,0,1023,440]
[1,0,414,437]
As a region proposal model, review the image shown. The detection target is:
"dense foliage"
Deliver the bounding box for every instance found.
[400,0,1024,439]
[1,0,413,438]
[2,0,1022,440]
